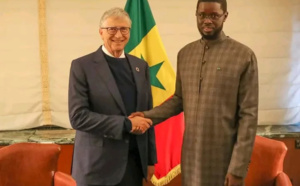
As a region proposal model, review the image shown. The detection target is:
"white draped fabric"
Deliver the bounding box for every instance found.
[0,0,299,130]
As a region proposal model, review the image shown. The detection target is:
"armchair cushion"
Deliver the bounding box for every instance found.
[54,171,76,186]
[275,172,292,186]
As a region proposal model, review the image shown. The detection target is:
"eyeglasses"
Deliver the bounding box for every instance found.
[196,13,226,21]
[101,27,131,35]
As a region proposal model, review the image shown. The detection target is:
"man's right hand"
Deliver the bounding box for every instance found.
[224,173,243,186]
[129,111,144,118]
[128,116,152,135]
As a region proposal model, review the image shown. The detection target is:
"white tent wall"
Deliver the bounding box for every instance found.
[0,0,299,130]
[0,1,43,130]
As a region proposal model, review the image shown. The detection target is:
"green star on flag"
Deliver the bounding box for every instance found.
[140,55,165,90]
[149,61,165,90]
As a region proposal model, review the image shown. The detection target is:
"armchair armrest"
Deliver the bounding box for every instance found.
[54,171,76,186]
[275,172,292,186]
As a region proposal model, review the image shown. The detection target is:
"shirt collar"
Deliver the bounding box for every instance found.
[200,31,228,46]
[102,45,125,58]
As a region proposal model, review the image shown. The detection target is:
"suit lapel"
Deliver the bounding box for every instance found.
[93,47,127,115]
[126,54,144,111]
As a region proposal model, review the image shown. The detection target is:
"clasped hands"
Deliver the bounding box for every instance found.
[128,112,151,135]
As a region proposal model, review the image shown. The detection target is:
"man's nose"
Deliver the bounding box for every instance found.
[114,29,123,37]
[203,17,213,23]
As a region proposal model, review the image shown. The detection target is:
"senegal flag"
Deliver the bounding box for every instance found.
[125,0,184,185]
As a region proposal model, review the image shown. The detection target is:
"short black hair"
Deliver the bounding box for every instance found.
[196,0,227,13]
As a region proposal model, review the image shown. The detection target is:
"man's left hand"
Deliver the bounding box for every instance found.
[224,173,243,186]
[145,165,155,182]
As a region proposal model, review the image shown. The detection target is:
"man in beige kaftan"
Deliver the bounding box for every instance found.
[130,0,258,185]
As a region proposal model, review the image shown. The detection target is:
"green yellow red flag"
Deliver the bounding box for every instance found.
[125,0,184,185]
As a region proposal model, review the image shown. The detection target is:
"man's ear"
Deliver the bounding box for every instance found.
[99,28,104,39]
[223,12,229,22]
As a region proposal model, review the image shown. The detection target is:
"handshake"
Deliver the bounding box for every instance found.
[128,112,152,135]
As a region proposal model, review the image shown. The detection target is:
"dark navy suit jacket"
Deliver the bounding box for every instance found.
[68,47,157,185]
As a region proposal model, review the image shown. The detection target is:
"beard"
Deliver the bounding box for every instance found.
[199,24,223,40]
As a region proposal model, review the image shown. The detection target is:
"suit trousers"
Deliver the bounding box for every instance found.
[77,151,144,186]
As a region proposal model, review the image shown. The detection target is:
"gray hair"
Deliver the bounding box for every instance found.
[99,7,132,28]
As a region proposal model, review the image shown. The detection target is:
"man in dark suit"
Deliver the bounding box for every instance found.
[68,7,156,186]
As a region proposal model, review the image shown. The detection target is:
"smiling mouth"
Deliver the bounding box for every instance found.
[113,40,124,43]
[203,27,214,32]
